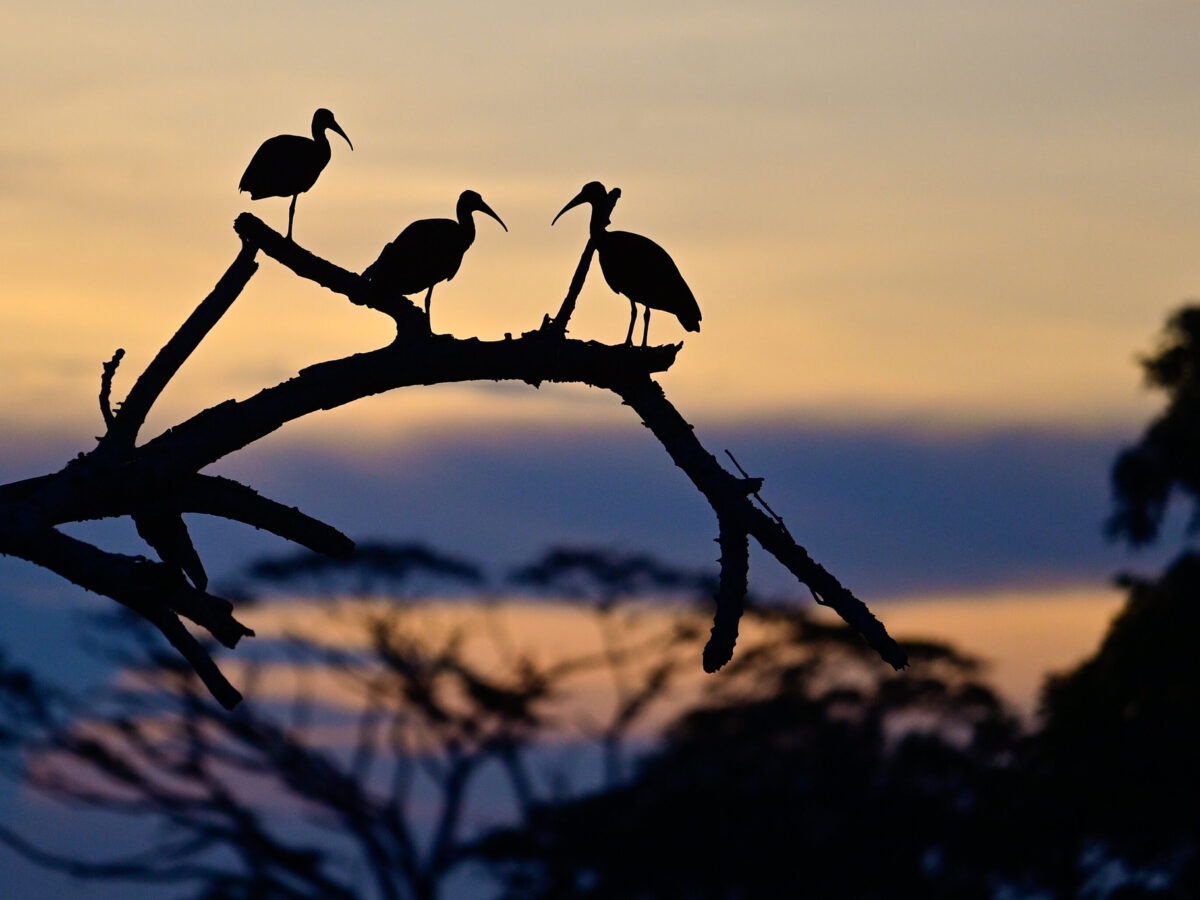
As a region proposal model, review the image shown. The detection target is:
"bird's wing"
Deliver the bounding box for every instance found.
[601,231,701,328]
[363,219,466,294]
[239,134,319,197]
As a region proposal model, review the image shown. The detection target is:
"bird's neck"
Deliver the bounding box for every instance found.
[457,206,478,247]
[588,205,611,240]
[311,124,333,157]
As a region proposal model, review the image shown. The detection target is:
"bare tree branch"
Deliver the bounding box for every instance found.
[0,210,905,708]
[137,331,680,473]
[233,212,425,331]
[101,240,260,453]
[704,516,749,672]
[98,348,124,430]
[610,374,907,669]
[174,475,354,558]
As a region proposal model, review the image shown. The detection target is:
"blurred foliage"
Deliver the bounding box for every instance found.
[0,548,708,900]
[974,552,1200,899]
[4,529,1197,898]
[1109,306,1200,545]
[509,546,715,606]
[239,539,484,600]
[477,614,1015,900]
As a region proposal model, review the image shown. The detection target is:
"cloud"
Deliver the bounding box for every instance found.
[182,419,1163,599]
[1,417,1171,611]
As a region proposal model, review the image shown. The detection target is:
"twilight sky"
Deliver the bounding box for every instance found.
[3,6,1199,894]
[1,2,1197,647]
[2,0,1198,442]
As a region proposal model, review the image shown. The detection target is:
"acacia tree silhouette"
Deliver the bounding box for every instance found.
[994,304,1200,897]
[1108,305,1200,546]
[0,546,715,900]
[0,195,905,709]
[475,613,1016,900]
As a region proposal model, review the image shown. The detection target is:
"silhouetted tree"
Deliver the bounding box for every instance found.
[242,540,485,599]
[1108,305,1200,545]
[509,546,716,608]
[0,546,711,900]
[1028,554,1200,897]
[476,610,1017,899]
[467,305,1200,899]
[509,547,714,784]
[0,191,904,708]
[966,304,1200,898]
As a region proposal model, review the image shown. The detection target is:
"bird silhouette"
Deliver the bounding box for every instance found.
[362,190,507,333]
[239,108,352,240]
[553,181,701,346]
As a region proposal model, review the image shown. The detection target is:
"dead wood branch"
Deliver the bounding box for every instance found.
[100,241,260,453]
[609,374,907,670]
[98,348,124,429]
[0,212,904,709]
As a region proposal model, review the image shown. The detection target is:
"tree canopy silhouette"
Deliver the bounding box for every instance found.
[1108,305,1200,545]
[241,540,485,598]
[983,302,1200,897]
[0,546,724,900]
[0,166,905,708]
[476,613,1016,900]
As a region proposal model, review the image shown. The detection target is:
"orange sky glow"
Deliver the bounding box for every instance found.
[2,2,1195,720]
[3,1,1199,445]
[199,588,1122,734]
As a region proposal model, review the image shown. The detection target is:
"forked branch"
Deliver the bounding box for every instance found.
[0,212,904,709]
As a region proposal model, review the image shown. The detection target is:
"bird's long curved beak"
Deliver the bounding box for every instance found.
[331,120,353,151]
[479,200,507,232]
[552,191,590,227]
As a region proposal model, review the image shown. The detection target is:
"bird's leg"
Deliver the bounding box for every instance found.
[625,300,637,345]
[287,194,298,241]
[642,306,651,347]
[424,286,435,333]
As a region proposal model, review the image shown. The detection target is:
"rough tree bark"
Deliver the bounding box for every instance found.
[0,209,906,709]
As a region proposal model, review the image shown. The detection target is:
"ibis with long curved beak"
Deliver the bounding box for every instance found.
[239,108,352,240]
[553,181,701,346]
[362,190,507,332]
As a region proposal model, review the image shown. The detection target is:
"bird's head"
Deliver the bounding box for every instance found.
[459,190,507,231]
[313,108,353,150]
[551,181,610,226]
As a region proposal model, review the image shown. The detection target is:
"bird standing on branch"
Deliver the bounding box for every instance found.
[239,108,353,240]
[553,181,701,346]
[362,190,507,333]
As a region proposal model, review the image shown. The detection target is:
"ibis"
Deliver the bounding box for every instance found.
[553,181,701,346]
[362,190,507,332]
[239,108,352,240]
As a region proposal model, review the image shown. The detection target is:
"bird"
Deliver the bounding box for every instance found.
[238,108,352,240]
[362,190,507,332]
[552,181,701,346]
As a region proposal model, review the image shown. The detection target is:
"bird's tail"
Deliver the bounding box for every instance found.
[678,308,701,333]
[676,291,702,332]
